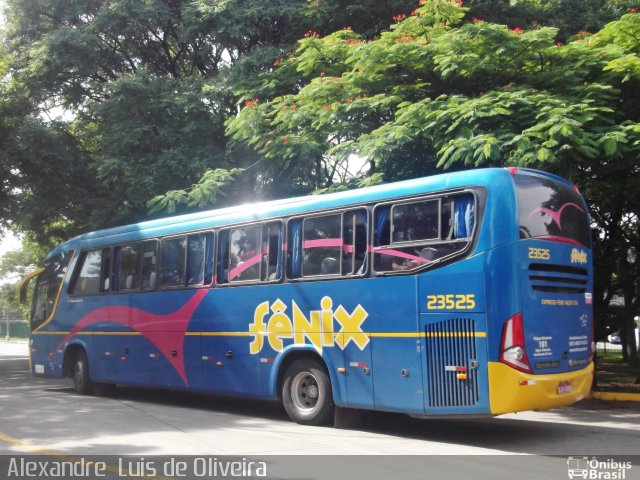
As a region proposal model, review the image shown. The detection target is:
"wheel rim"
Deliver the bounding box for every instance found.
[74,359,84,387]
[290,371,320,413]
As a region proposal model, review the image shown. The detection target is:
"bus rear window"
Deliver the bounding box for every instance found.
[515,175,590,247]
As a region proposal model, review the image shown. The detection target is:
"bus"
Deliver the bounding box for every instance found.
[19,167,594,425]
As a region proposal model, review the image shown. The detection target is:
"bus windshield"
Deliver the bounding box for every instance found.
[30,251,74,330]
[515,174,591,247]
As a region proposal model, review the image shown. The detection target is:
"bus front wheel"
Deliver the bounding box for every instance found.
[72,350,94,395]
[282,358,334,425]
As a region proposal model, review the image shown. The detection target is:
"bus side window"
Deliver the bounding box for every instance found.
[217,230,230,284]
[343,209,368,275]
[203,233,214,285]
[101,248,112,291]
[373,194,475,272]
[160,237,187,287]
[373,206,392,271]
[453,194,475,239]
[71,249,104,295]
[262,222,282,281]
[302,214,341,276]
[141,240,158,290]
[187,232,213,287]
[228,225,261,282]
[115,243,142,291]
[287,219,302,279]
[392,200,439,242]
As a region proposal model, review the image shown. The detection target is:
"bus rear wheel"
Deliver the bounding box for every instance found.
[72,350,94,395]
[282,358,334,425]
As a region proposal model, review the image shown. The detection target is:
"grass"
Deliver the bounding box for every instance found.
[594,347,640,393]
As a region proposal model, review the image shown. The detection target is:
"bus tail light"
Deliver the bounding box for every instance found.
[500,313,532,373]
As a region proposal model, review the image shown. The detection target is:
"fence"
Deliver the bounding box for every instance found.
[0,310,29,339]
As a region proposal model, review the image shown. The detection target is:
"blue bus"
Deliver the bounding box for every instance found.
[20,167,594,424]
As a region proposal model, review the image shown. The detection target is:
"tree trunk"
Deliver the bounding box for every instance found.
[622,289,639,368]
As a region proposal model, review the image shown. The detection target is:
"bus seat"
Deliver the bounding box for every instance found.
[303,254,316,275]
[321,257,339,275]
[419,247,438,261]
[143,272,156,289]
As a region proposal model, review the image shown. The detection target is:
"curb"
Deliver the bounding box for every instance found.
[590,391,640,402]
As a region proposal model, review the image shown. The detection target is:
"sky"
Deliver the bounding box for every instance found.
[0,231,21,257]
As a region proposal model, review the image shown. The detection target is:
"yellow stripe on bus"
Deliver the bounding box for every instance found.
[31,330,487,338]
[194,332,252,337]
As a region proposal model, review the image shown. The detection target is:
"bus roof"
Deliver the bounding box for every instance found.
[46,167,568,259]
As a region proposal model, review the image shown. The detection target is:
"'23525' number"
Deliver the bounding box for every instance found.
[427,294,476,310]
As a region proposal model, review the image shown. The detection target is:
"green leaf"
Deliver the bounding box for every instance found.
[602,137,617,156]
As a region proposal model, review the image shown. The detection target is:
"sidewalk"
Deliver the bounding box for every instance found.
[0,340,29,357]
[591,391,640,402]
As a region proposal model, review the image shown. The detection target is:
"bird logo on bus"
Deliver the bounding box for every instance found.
[570,248,588,265]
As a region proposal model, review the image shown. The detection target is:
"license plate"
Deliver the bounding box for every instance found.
[557,381,572,395]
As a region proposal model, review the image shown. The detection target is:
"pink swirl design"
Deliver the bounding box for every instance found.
[529,202,584,231]
[53,289,209,385]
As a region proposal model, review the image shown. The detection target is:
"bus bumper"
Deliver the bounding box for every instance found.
[488,361,593,415]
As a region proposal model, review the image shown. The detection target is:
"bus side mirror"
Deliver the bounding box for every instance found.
[18,268,44,305]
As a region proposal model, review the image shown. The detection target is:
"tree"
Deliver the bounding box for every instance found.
[226,0,640,366]
[464,0,639,40]
[0,234,49,320]
[0,0,419,237]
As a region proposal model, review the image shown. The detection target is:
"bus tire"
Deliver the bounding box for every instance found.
[72,349,94,395]
[281,358,334,425]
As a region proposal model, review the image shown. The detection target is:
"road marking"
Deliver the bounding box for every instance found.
[0,430,61,456]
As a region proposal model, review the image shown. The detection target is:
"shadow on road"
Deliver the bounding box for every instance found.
[2,356,639,457]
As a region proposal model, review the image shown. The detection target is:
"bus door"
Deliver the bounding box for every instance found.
[419,270,489,414]
[369,277,425,414]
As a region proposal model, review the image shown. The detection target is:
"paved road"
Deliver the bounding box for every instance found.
[1,343,639,479]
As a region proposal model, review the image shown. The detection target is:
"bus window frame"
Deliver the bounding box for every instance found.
[390,198,442,245]
[140,239,159,291]
[287,207,370,282]
[114,242,143,293]
[301,212,344,278]
[159,231,216,290]
[218,220,284,287]
[69,248,110,297]
[186,231,214,288]
[372,190,480,276]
